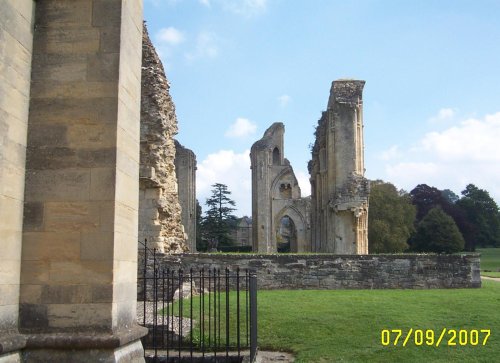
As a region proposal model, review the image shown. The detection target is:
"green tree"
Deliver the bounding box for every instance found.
[201,183,237,250]
[409,184,473,251]
[368,181,416,253]
[412,207,465,253]
[195,199,205,251]
[457,184,500,248]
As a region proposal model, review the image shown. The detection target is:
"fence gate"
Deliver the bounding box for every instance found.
[138,246,258,362]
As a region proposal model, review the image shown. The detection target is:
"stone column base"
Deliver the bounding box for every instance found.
[22,341,144,363]
[20,325,147,363]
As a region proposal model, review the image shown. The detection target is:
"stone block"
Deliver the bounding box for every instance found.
[46,303,112,329]
[90,168,116,200]
[19,284,42,305]
[92,0,122,27]
[99,26,120,53]
[20,261,50,285]
[0,284,20,306]
[115,202,138,237]
[87,53,120,81]
[49,261,112,285]
[34,0,92,26]
[26,169,90,203]
[26,123,67,147]
[33,27,100,54]
[91,284,113,303]
[31,53,88,82]
[43,201,99,232]
[0,196,24,233]
[22,201,44,231]
[80,231,114,261]
[30,80,118,100]
[41,285,92,304]
[22,232,81,261]
[19,303,49,330]
[66,122,117,149]
[0,75,30,122]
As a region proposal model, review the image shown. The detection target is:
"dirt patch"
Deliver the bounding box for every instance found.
[256,351,295,362]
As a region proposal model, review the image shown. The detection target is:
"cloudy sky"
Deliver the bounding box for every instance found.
[144,0,500,216]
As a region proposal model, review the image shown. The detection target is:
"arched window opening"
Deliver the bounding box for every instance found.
[272,147,280,165]
[276,215,297,253]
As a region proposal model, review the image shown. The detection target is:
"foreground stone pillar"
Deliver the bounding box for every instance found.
[0,1,35,361]
[20,1,146,361]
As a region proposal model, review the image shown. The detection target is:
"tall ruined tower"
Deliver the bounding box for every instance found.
[251,123,310,253]
[309,80,369,254]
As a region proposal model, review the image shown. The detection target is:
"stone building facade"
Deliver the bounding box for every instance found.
[174,140,197,252]
[138,25,188,254]
[250,123,310,252]
[309,80,370,254]
[0,1,148,361]
[230,216,253,247]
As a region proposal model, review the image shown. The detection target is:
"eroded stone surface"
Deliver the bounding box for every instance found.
[139,24,187,253]
[309,79,370,254]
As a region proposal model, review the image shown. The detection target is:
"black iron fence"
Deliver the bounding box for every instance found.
[138,243,258,362]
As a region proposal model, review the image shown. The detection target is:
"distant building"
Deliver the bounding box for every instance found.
[230,217,253,247]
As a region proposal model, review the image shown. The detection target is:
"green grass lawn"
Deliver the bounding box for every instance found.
[478,247,500,277]
[258,281,500,362]
[172,281,500,362]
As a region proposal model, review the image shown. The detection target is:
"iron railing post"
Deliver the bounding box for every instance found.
[249,270,258,362]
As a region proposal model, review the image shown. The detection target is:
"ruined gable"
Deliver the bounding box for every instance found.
[139,24,188,253]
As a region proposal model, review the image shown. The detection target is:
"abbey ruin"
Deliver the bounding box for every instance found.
[251,80,369,254]
[251,123,310,253]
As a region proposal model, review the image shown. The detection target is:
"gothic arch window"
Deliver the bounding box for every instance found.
[272,147,280,165]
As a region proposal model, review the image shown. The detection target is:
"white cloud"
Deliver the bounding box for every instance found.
[225,118,257,138]
[428,107,456,124]
[278,94,291,107]
[197,150,252,216]
[218,0,268,16]
[379,145,401,161]
[157,27,185,45]
[384,111,500,201]
[295,170,311,197]
[185,31,219,61]
[199,0,211,6]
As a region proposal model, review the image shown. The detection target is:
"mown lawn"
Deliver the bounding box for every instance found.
[478,248,500,278]
[258,281,500,362]
[172,280,500,362]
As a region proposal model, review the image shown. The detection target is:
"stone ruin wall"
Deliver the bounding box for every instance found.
[309,80,369,254]
[174,140,197,252]
[139,24,188,253]
[155,253,481,290]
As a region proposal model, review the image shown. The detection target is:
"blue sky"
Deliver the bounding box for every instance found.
[144,0,500,216]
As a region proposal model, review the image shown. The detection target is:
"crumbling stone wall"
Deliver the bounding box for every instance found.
[139,25,187,253]
[155,253,481,290]
[309,80,370,254]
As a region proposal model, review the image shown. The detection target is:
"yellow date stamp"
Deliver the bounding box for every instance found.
[381,328,491,347]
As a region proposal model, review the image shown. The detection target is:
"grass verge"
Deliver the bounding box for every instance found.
[478,247,500,277]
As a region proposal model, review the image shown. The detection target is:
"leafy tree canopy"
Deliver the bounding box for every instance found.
[368,180,416,253]
[457,184,500,247]
[412,207,465,253]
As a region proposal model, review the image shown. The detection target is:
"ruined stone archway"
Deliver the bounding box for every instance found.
[273,206,308,253]
[251,123,311,253]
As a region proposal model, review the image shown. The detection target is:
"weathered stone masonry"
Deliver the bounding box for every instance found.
[250,123,310,253]
[155,254,481,290]
[1,1,147,362]
[139,25,188,254]
[309,80,370,254]
[174,140,197,252]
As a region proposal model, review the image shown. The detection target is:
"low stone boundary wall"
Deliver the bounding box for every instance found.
[145,253,481,289]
